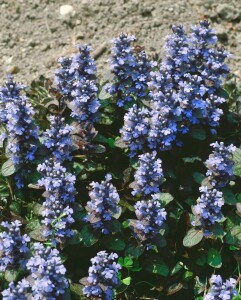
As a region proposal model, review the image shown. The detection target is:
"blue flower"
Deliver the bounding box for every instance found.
[37,158,76,242]
[55,45,100,123]
[205,141,236,188]
[132,151,164,196]
[192,186,224,235]
[133,196,167,242]
[26,243,68,299]
[0,220,30,272]
[83,251,121,300]
[204,274,237,300]
[148,20,230,149]
[2,279,30,300]
[42,115,73,162]
[106,33,154,107]
[85,174,121,234]
[120,104,150,157]
[0,75,39,188]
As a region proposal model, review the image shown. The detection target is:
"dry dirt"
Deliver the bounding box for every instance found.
[1,0,241,83]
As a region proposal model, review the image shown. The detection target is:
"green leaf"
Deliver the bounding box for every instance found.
[183,228,204,248]
[9,201,21,215]
[29,227,48,242]
[122,277,131,286]
[192,172,205,184]
[99,88,112,100]
[231,226,241,241]
[223,188,237,205]
[233,148,241,177]
[196,252,207,266]
[125,243,144,258]
[106,219,121,233]
[183,157,202,164]
[93,134,108,144]
[80,225,99,247]
[105,236,126,251]
[4,270,18,282]
[114,137,127,149]
[159,193,174,206]
[190,126,206,141]
[144,256,169,277]
[207,248,222,268]
[90,144,106,153]
[183,270,193,281]
[170,262,184,276]
[70,283,85,298]
[73,162,85,175]
[68,230,83,245]
[1,159,17,177]
[97,113,113,125]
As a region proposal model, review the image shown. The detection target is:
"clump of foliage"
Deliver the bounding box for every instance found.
[0,20,241,300]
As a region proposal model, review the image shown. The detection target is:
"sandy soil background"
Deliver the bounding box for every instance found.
[1,0,241,83]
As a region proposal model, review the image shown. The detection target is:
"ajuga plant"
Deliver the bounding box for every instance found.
[2,279,30,300]
[0,75,39,188]
[106,33,155,107]
[82,251,121,300]
[131,151,164,196]
[204,275,238,300]
[85,174,121,234]
[26,243,68,299]
[55,44,100,123]
[1,20,241,300]
[37,158,76,242]
[0,220,30,272]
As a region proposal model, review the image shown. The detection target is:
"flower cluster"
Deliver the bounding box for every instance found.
[83,251,121,300]
[149,20,229,133]
[55,44,100,123]
[26,243,68,299]
[204,275,237,300]
[133,197,167,242]
[192,186,224,234]
[0,75,39,188]
[85,174,121,234]
[42,115,73,162]
[0,220,30,272]
[2,279,30,300]
[205,142,236,188]
[106,33,154,107]
[120,104,150,156]
[121,21,229,157]
[132,151,164,196]
[37,158,76,241]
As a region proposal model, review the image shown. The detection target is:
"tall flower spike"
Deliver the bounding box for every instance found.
[192,186,224,235]
[37,158,76,242]
[85,174,121,234]
[26,243,68,299]
[106,33,154,107]
[133,196,167,242]
[2,279,30,300]
[83,251,121,300]
[205,141,236,188]
[120,104,150,157]
[55,45,100,123]
[204,274,237,300]
[132,151,165,196]
[42,115,73,162]
[0,220,30,272]
[148,21,230,150]
[0,75,39,188]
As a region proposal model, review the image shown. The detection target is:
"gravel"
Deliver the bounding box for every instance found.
[0,0,241,83]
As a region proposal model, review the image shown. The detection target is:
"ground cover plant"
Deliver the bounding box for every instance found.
[1,20,241,299]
